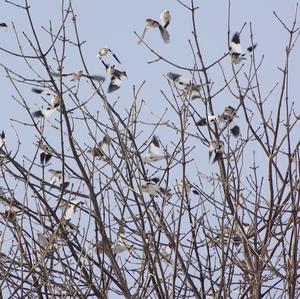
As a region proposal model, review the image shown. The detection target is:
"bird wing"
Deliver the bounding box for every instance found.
[108,76,121,93]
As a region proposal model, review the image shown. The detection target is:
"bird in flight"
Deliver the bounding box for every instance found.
[209,140,224,164]
[48,169,70,189]
[167,72,209,100]
[87,135,111,161]
[229,32,257,64]
[35,141,54,164]
[138,10,170,45]
[0,23,8,29]
[50,70,105,82]
[160,10,171,29]
[59,198,84,221]
[176,179,200,197]
[140,177,171,198]
[142,135,168,163]
[97,47,121,64]
[196,106,240,138]
[32,89,60,118]
[101,60,127,93]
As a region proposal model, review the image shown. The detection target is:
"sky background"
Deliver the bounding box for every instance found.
[0,0,299,297]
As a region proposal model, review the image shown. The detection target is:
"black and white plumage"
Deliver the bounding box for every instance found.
[32,92,60,118]
[87,135,111,161]
[142,135,167,163]
[160,10,171,29]
[219,106,240,137]
[97,47,121,64]
[196,115,218,126]
[101,60,127,93]
[138,18,170,44]
[32,106,57,118]
[209,140,224,164]
[50,70,105,82]
[36,142,53,164]
[197,106,240,138]
[176,179,200,196]
[167,72,209,100]
[141,177,171,198]
[48,169,70,189]
[59,198,84,221]
[229,32,257,64]
[0,23,8,28]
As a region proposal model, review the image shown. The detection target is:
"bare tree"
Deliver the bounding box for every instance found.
[0,0,299,298]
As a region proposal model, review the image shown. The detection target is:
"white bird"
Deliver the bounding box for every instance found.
[160,245,174,265]
[176,179,200,196]
[32,106,57,118]
[229,32,257,64]
[167,72,209,100]
[37,232,49,248]
[97,47,121,64]
[138,18,170,44]
[111,224,129,254]
[48,169,70,189]
[59,198,83,221]
[209,140,224,164]
[87,135,111,161]
[160,10,171,29]
[142,135,167,163]
[140,177,171,198]
[32,90,60,118]
[101,60,127,93]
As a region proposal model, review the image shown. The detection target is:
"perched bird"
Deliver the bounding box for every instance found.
[138,18,170,44]
[229,32,257,64]
[87,135,111,161]
[37,232,50,248]
[97,224,133,255]
[59,198,84,221]
[142,135,167,163]
[97,47,121,64]
[209,140,224,164]
[159,244,174,265]
[48,169,70,189]
[101,60,127,93]
[35,141,54,164]
[176,179,200,196]
[111,224,131,254]
[160,10,171,29]
[0,23,8,28]
[140,177,171,198]
[167,72,209,100]
[50,70,105,82]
